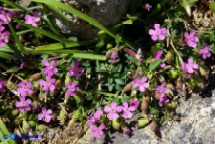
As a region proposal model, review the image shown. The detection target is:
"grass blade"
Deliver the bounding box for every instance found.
[0,0,28,12]
[0,52,17,60]
[34,40,97,50]
[0,119,15,144]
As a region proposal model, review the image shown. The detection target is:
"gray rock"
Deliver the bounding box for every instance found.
[77,91,215,144]
[53,0,131,39]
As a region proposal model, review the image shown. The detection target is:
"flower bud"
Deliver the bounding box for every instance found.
[141,96,150,112]
[65,75,72,85]
[176,77,183,91]
[136,119,150,128]
[10,109,19,118]
[57,110,66,122]
[169,69,179,79]
[112,119,121,130]
[68,117,76,128]
[33,81,40,91]
[150,121,157,132]
[29,120,36,127]
[199,66,209,80]
[166,83,174,90]
[22,120,30,134]
[29,73,41,81]
[166,100,177,111]
[6,81,16,89]
[165,50,174,63]
[122,81,133,93]
[197,80,205,90]
[73,109,82,119]
[36,124,46,132]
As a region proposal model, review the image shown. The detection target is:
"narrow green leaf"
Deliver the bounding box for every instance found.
[149,59,162,71]
[72,53,106,60]
[13,18,67,43]
[0,119,15,144]
[35,40,96,50]
[7,21,24,52]
[0,52,17,60]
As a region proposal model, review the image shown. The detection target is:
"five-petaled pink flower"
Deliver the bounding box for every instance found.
[121,102,136,119]
[145,4,152,11]
[42,60,58,77]
[15,96,32,112]
[182,58,198,74]
[38,107,52,123]
[184,31,199,48]
[0,8,13,24]
[149,24,167,41]
[104,102,122,120]
[25,11,40,27]
[0,79,6,92]
[154,82,170,95]
[17,81,34,97]
[65,82,80,96]
[91,124,105,138]
[39,76,56,91]
[0,26,10,46]
[68,61,84,78]
[87,110,103,127]
[132,76,149,92]
[198,44,211,59]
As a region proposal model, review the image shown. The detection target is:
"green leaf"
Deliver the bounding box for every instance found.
[210,1,215,13]
[121,96,130,103]
[0,52,17,60]
[149,59,162,71]
[108,84,114,92]
[72,53,106,60]
[149,107,159,117]
[122,19,133,24]
[0,119,15,144]
[114,79,124,85]
[35,40,97,50]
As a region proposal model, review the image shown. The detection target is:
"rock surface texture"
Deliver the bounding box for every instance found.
[53,0,131,39]
[77,78,215,144]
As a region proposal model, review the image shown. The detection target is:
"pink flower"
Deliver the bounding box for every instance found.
[132,76,149,92]
[42,60,58,77]
[91,124,105,138]
[145,4,152,11]
[198,44,211,59]
[104,102,122,120]
[15,96,32,112]
[135,48,143,62]
[129,100,140,109]
[17,81,34,97]
[0,79,6,92]
[0,26,10,46]
[25,11,40,27]
[153,50,163,60]
[0,8,13,24]
[39,76,56,91]
[38,107,52,123]
[184,31,199,48]
[121,102,136,119]
[158,95,169,107]
[68,61,84,78]
[154,82,170,95]
[110,51,118,64]
[149,24,167,41]
[160,62,166,68]
[65,82,80,96]
[182,58,198,74]
[87,110,103,127]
